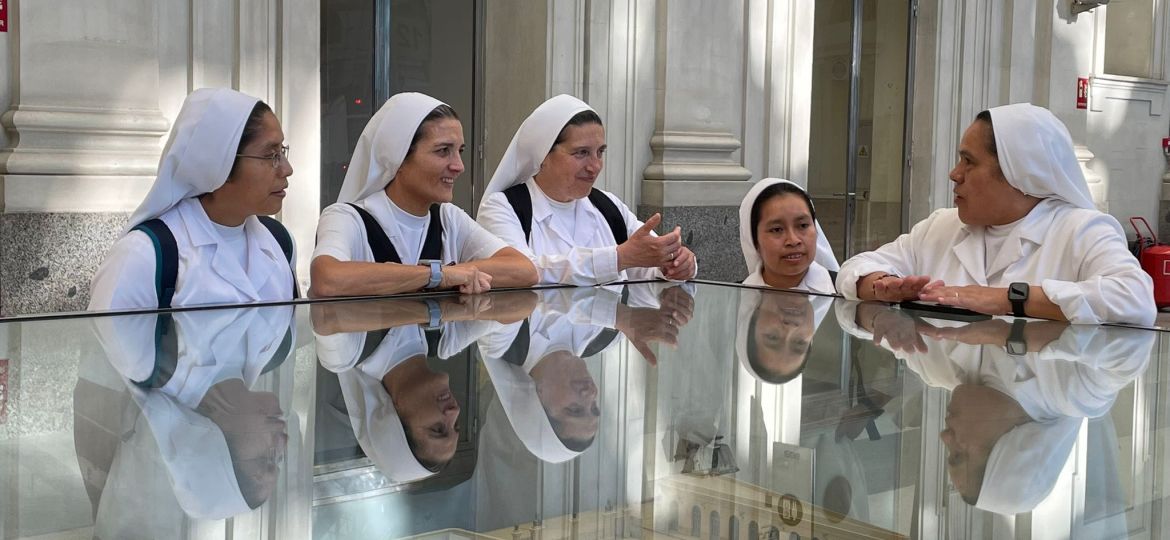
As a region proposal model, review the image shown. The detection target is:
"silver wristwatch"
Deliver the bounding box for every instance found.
[420,259,442,289]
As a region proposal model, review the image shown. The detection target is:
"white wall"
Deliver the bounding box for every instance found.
[0,0,320,283]
[913,0,1170,239]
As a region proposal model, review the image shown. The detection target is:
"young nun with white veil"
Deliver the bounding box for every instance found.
[89,88,297,310]
[310,92,536,297]
[837,103,1154,325]
[739,178,840,293]
[477,94,697,285]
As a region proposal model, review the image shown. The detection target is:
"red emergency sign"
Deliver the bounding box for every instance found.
[1077,77,1089,109]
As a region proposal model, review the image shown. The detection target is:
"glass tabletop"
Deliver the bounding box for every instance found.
[3,281,1166,539]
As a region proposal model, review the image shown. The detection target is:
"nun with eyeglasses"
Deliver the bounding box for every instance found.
[90,88,298,311]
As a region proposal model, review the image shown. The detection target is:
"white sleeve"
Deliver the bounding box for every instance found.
[476,191,622,285]
[1040,214,1157,325]
[449,204,507,263]
[312,204,367,263]
[88,231,160,311]
[437,320,506,358]
[475,320,526,359]
[313,330,367,373]
[836,209,941,299]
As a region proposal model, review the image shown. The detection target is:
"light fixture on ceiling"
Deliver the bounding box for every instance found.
[1072,0,1110,14]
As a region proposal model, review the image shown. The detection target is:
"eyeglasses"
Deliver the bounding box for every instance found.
[237,144,290,169]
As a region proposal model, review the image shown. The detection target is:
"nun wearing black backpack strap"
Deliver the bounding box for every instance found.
[477,95,697,285]
[89,88,297,311]
[309,93,536,298]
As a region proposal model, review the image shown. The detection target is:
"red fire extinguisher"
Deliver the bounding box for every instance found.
[1130,217,1170,308]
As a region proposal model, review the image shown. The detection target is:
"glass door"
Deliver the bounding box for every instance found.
[321,0,481,213]
[808,0,915,259]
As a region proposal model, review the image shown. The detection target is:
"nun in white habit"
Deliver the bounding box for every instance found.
[310,92,536,298]
[836,103,1155,325]
[739,178,839,293]
[477,94,697,285]
[735,288,833,385]
[89,304,296,536]
[315,303,508,481]
[894,322,1153,516]
[90,88,297,311]
[476,287,625,462]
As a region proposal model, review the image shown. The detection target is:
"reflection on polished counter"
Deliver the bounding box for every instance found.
[2,281,1169,539]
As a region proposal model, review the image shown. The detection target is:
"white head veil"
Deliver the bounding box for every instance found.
[97,304,295,520]
[336,92,446,204]
[987,103,1095,210]
[479,94,594,213]
[332,330,438,484]
[480,309,611,464]
[735,288,832,384]
[126,88,261,233]
[739,178,840,276]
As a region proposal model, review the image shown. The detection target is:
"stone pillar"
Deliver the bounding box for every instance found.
[638,0,762,281]
[1041,2,1103,209]
[0,0,168,315]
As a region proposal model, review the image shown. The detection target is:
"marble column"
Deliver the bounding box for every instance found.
[0,0,168,315]
[638,0,762,281]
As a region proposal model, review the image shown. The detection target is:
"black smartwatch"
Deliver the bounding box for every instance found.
[1006,319,1027,355]
[1008,282,1029,317]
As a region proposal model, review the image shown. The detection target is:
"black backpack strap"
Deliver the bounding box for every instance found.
[357,328,391,365]
[583,285,630,356]
[257,216,299,298]
[500,319,531,366]
[346,203,401,264]
[503,183,534,243]
[424,328,443,358]
[356,326,444,365]
[132,313,178,389]
[257,216,294,264]
[420,204,444,260]
[260,327,295,374]
[587,189,628,244]
[131,219,179,309]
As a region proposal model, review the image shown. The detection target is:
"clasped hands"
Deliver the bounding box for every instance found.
[617,214,696,280]
[614,285,695,365]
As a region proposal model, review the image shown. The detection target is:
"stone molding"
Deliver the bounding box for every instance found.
[643,131,752,185]
[0,106,169,176]
[1089,74,1168,116]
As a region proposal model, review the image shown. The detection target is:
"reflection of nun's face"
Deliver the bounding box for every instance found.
[939,384,1028,504]
[530,351,600,443]
[751,293,815,378]
[756,193,818,286]
[197,378,288,508]
[386,356,461,466]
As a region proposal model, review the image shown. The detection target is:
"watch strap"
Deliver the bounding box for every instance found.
[1009,282,1029,317]
[423,298,442,330]
[422,260,442,289]
[1006,318,1027,355]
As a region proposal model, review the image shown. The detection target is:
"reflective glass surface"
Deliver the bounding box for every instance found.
[4,281,1168,539]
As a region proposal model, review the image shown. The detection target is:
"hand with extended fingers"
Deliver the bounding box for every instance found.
[615,304,679,366]
[617,214,691,275]
[918,282,1012,316]
[863,272,934,303]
